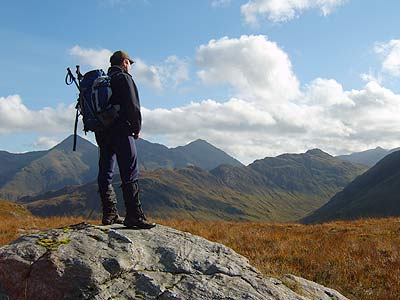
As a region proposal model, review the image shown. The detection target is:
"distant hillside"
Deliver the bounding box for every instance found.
[0,135,98,200]
[0,136,242,201]
[0,150,47,187]
[21,149,367,222]
[211,149,367,221]
[336,146,400,167]
[0,199,32,220]
[302,150,400,224]
[21,167,261,221]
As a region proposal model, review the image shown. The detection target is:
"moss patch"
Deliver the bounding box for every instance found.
[37,237,70,251]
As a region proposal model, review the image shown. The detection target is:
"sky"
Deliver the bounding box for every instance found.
[1,0,400,164]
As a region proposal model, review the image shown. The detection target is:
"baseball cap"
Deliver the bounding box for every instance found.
[110,50,135,65]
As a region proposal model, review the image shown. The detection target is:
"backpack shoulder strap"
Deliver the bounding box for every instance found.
[108,69,121,78]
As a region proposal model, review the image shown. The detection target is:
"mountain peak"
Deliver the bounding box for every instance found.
[172,139,243,168]
[52,135,97,152]
[193,138,208,143]
[306,149,332,157]
[186,139,212,147]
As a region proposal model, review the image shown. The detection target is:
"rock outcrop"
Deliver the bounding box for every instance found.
[0,223,349,300]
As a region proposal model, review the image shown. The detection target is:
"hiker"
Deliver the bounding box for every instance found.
[96,50,156,229]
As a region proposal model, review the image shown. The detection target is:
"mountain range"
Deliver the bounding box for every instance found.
[8,135,399,223]
[20,149,367,222]
[302,150,400,224]
[0,135,242,201]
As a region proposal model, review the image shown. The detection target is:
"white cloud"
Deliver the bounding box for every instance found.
[241,0,347,24]
[139,36,400,163]
[163,56,190,87]
[142,79,400,163]
[360,72,382,84]
[196,35,300,104]
[0,95,75,135]
[143,98,275,135]
[69,46,188,90]
[69,45,112,71]
[135,56,190,90]
[32,137,59,149]
[374,40,400,77]
[134,58,163,90]
[305,78,354,106]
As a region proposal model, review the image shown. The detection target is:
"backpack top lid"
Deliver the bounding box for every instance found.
[80,69,106,90]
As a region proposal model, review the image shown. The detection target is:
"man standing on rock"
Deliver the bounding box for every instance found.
[96,50,155,229]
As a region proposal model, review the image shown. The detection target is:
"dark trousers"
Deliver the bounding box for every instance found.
[95,132,139,193]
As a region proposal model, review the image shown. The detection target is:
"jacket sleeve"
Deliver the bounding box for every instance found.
[120,75,142,134]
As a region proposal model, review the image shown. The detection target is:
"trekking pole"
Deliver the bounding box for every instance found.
[72,108,79,152]
[65,67,80,90]
[76,65,83,82]
[65,66,81,152]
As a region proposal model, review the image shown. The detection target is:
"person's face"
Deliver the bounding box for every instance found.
[122,58,132,73]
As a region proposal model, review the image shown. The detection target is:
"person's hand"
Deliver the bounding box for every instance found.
[133,133,140,140]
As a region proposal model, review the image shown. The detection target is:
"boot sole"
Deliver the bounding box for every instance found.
[123,223,156,229]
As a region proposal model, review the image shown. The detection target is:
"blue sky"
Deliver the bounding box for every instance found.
[1,0,400,163]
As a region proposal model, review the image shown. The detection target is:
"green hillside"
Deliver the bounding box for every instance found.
[248,149,364,195]
[0,136,98,200]
[22,167,272,221]
[21,150,367,222]
[302,150,400,223]
[0,150,47,187]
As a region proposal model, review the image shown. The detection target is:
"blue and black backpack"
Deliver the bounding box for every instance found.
[79,69,120,132]
[66,66,120,150]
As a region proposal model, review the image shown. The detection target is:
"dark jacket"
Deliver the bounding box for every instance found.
[107,65,141,134]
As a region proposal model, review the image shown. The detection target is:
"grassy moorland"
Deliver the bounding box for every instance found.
[0,200,89,246]
[0,200,398,300]
[159,218,400,300]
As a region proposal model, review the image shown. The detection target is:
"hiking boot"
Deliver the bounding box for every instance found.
[121,181,156,229]
[103,214,124,226]
[124,217,156,229]
[100,184,124,225]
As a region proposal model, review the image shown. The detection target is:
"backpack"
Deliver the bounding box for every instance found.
[79,69,120,132]
[65,66,120,151]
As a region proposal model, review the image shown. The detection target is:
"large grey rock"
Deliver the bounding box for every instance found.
[0,223,349,300]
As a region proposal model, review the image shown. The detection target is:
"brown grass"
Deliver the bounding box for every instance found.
[0,199,98,246]
[0,205,398,300]
[0,214,98,246]
[157,218,400,300]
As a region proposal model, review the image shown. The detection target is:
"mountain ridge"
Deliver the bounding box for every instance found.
[336,146,400,167]
[0,135,242,201]
[302,150,400,223]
